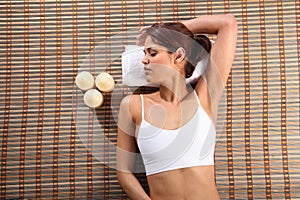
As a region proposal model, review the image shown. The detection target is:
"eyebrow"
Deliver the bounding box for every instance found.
[143,47,155,54]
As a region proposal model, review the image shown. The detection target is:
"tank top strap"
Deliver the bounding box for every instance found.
[139,94,145,120]
[193,90,201,107]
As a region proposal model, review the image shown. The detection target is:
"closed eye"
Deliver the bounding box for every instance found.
[150,51,157,57]
[143,48,158,57]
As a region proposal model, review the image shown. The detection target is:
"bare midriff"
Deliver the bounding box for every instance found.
[147,165,220,200]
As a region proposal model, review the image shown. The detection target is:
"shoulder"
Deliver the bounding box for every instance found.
[119,94,142,123]
[120,94,140,107]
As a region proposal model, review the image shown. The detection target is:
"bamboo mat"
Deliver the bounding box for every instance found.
[1,1,300,199]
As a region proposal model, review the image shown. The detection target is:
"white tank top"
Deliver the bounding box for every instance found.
[136,91,216,176]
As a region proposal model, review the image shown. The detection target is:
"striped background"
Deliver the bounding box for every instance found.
[1,0,300,199]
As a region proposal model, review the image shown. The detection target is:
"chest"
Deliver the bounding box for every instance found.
[142,95,199,130]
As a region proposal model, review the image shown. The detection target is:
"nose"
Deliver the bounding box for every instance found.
[142,55,149,65]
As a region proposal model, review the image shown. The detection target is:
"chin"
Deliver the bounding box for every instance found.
[145,78,160,87]
[145,75,154,82]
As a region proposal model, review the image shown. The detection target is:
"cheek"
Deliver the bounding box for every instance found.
[152,55,173,66]
[151,63,175,75]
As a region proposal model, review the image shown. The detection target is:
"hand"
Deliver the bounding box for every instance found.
[136,26,151,46]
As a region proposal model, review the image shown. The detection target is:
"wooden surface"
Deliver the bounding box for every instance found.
[0,1,300,199]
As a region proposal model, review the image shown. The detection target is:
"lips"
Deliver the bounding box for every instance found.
[144,66,151,74]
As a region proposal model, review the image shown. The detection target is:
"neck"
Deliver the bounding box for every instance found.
[159,75,192,103]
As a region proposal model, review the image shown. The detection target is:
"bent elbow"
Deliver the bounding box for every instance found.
[224,14,238,32]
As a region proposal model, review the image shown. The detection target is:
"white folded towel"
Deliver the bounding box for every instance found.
[122,45,150,87]
[121,44,212,87]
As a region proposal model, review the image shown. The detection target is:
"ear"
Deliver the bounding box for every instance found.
[174,47,186,63]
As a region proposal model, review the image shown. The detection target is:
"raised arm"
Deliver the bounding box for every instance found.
[116,95,151,200]
[183,14,237,121]
[183,14,237,85]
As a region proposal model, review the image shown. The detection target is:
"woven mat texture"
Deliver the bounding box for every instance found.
[1,1,300,199]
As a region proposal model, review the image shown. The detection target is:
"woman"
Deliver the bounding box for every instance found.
[117,14,237,200]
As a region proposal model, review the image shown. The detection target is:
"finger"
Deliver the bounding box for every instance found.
[136,26,151,46]
[139,25,150,33]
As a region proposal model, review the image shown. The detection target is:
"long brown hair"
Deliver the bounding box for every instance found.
[139,22,211,78]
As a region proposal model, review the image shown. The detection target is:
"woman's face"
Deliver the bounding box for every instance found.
[142,36,177,83]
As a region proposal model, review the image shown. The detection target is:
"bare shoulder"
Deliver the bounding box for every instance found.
[119,94,142,123]
[120,94,140,107]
